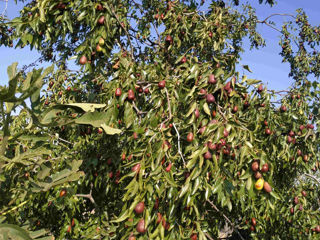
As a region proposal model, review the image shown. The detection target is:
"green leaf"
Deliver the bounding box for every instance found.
[61,103,106,112]
[203,102,211,116]
[111,210,130,223]
[0,224,33,240]
[100,123,121,135]
[242,65,252,73]
[246,177,252,191]
[75,112,109,127]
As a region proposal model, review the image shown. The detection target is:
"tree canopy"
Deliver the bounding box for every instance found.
[0,0,319,239]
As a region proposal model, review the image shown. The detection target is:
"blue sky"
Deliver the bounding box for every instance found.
[0,0,319,91]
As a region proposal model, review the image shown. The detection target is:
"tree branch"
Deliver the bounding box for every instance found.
[111,6,135,61]
[258,13,295,24]
[172,123,186,167]
[207,200,245,240]
[304,173,320,186]
[76,183,96,204]
[217,104,228,123]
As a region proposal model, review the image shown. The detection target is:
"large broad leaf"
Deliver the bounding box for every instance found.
[0,63,19,101]
[0,224,33,240]
[31,160,84,192]
[60,103,106,112]
[75,112,109,127]
[100,123,121,135]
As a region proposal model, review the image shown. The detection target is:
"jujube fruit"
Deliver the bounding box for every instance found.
[134,202,145,214]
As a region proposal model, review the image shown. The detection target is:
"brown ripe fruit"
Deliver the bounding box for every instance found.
[194,109,200,119]
[307,124,314,129]
[251,218,257,226]
[223,128,229,137]
[208,31,213,38]
[294,196,299,205]
[254,171,262,179]
[158,80,166,89]
[232,106,238,113]
[299,125,305,131]
[132,163,141,173]
[97,127,103,134]
[143,88,149,94]
[224,82,231,91]
[67,225,71,233]
[280,105,287,112]
[191,234,198,240]
[59,189,67,197]
[299,205,303,211]
[71,218,75,227]
[98,16,105,25]
[250,226,255,232]
[136,219,146,234]
[203,151,212,160]
[208,142,216,151]
[79,55,87,65]
[288,130,295,137]
[127,89,135,100]
[115,88,122,97]
[208,74,217,84]
[290,207,294,215]
[303,155,308,162]
[128,235,136,240]
[96,3,103,11]
[263,181,272,193]
[181,56,187,64]
[264,120,268,126]
[315,225,320,233]
[261,163,269,173]
[134,202,145,214]
[156,212,162,224]
[257,84,263,93]
[165,35,173,44]
[133,132,138,139]
[251,161,259,172]
[301,190,307,197]
[199,126,206,135]
[297,149,302,156]
[265,128,271,135]
[206,94,215,103]
[287,136,292,143]
[165,162,172,172]
[186,132,194,142]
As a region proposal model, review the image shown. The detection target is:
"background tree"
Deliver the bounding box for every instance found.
[0,0,319,239]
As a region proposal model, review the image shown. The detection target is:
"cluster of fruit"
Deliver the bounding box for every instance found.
[251,160,272,193]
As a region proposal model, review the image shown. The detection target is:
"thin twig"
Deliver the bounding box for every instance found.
[207,200,245,240]
[304,173,320,185]
[1,0,8,17]
[217,104,228,123]
[132,101,146,115]
[51,134,74,146]
[76,183,96,204]
[172,123,186,167]
[111,6,135,61]
[258,13,295,24]
[204,232,214,240]
[131,0,161,44]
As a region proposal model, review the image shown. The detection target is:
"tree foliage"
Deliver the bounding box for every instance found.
[0,0,320,239]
